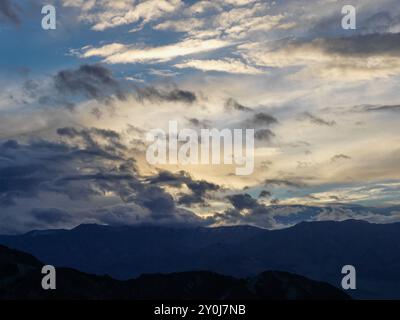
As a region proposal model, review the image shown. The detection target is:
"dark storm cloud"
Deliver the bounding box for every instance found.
[57,127,120,140]
[357,104,400,112]
[246,112,278,127]
[119,179,209,224]
[225,98,253,112]
[178,194,204,206]
[0,126,141,208]
[137,186,176,218]
[255,128,275,141]
[213,195,275,228]
[54,64,127,102]
[212,208,243,224]
[0,133,224,231]
[166,89,196,103]
[0,164,47,205]
[55,173,138,184]
[187,118,210,128]
[19,64,199,114]
[148,171,220,195]
[241,113,278,143]
[27,64,128,112]
[225,190,274,227]
[148,170,220,206]
[331,154,351,162]
[301,112,336,127]
[0,0,20,25]
[0,128,135,206]
[310,33,400,57]
[227,193,258,210]
[147,170,188,187]
[57,127,127,152]
[259,190,272,198]
[135,86,197,104]
[186,180,220,196]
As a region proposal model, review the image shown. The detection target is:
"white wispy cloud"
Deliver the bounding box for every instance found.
[154,18,205,32]
[175,58,263,74]
[240,37,400,81]
[157,1,290,40]
[63,0,182,31]
[80,38,233,64]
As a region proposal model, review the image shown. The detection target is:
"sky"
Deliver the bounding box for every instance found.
[1,0,400,233]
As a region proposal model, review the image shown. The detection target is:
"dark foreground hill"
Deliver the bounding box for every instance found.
[0,245,349,300]
[1,220,399,298]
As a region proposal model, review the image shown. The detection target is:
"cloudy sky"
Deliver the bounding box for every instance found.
[1,0,400,233]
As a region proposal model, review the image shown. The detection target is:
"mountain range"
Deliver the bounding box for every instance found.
[0,219,399,299]
[0,244,349,300]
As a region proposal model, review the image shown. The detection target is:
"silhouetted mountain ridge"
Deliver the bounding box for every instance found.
[0,245,349,300]
[0,219,399,298]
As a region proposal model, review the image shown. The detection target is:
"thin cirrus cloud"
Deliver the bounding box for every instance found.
[79,38,232,64]
[175,58,263,74]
